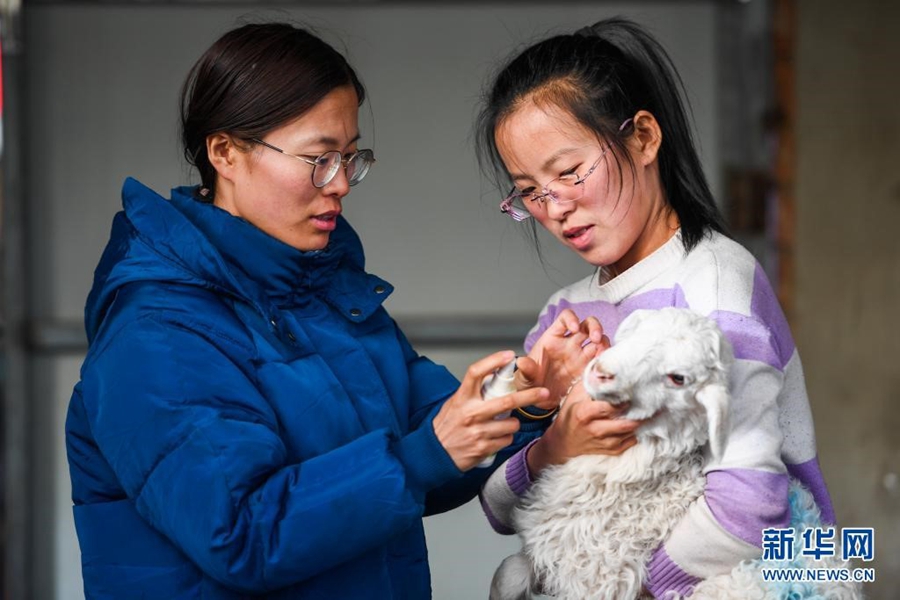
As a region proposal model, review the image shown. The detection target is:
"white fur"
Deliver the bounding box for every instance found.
[490,308,861,600]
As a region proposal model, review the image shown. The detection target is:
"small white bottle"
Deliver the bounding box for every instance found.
[478,358,518,468]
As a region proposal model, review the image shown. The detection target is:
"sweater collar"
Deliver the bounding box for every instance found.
[594,230,686,302]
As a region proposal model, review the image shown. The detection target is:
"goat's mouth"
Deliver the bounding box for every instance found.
[591,390,630,406]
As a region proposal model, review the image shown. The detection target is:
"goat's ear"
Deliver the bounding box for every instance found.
[616,309,651,341]
[696,383,730,462]
[702,323,734,372]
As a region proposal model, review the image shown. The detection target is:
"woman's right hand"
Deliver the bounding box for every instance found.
[525,381,642,476]
[432,350,550,472]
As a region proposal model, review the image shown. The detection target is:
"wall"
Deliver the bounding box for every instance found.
[795,1,900,597]
[23,3,718,598]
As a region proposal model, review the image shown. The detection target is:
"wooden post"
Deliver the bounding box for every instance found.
[773,0,797,324]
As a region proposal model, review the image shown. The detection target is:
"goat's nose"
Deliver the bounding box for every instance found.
[588,361,616,384]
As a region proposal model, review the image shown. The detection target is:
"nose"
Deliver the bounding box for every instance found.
[545,195,575,221]
[321,164,351,198]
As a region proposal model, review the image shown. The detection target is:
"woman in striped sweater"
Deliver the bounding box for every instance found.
[476,17,833,598]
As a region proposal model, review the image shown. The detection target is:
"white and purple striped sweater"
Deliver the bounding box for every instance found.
[481,230,834,598]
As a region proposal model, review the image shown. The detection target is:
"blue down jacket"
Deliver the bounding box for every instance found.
[66,178,543,599]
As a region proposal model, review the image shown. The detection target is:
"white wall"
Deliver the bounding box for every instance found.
[24,3,718,598]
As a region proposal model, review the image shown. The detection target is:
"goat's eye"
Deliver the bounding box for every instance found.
[667,374,686,386]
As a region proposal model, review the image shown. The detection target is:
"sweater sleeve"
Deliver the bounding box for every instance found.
[646,250,836,597]
[81,314,459,594]
[477,439,540,533]
[646,317,797,597]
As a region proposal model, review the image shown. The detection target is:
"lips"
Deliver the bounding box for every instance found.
[563,225,592,238]
[311,210,341,232]
[562,224,594,249]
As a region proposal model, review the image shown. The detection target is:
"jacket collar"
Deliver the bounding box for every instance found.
[166,185,393,321]
[86,178,393,344]
[169,185,346,301]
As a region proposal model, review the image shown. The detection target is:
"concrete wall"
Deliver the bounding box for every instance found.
[22,3,718,598]
[795,1,900,597]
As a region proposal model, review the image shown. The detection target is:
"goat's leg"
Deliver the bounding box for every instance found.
[490,552,535,600]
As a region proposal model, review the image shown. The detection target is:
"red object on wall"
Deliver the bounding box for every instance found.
[0,39,4,115]
[1,38,4,153]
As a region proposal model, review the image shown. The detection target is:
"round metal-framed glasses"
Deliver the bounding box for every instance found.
[251,138,376,188]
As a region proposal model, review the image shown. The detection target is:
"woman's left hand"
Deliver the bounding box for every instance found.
[525,382,641,476]
[515,309,610,409]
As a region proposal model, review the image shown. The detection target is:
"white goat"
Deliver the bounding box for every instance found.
[490,307,860,600]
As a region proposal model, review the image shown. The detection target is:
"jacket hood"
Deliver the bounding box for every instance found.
[84,177,377,345]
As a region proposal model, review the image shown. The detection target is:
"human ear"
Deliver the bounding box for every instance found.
[206,132,244,182]
[630,110,663,165]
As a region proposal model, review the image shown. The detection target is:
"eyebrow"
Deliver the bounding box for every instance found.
[306,133,362,148]
[509,147,582,182]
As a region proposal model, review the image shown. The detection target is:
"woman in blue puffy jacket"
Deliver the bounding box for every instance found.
[65,22,635,599]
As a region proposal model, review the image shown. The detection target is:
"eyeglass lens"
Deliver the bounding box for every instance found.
[312,150,374,188]
[542,177,586,203]
[510,176,585,209]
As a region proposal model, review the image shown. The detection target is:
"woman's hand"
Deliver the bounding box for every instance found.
[525,381,642,476]
[516,309,610,409]
[432,350,550,471]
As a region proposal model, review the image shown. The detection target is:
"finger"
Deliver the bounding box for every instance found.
[492,434,516,451]
[588,418,643,437]
[548,309,580,337]
[589,429,632,447]
[475,387,549,419]
[581,341,600,360]
[479,434,516,459]
[586,433,637,456]
[514,355,541,389]
[605,434,638,455]
[461,350,517,394]
[581,316,605,344]
[610,418,644,433]
[564,330,589,349]
[616,436,639,454]
[537,345,549,380]
[557,309,582,335]
[536,344,547,366]
[513,370,533,391]
[480,416,522,438]
[583,399,628,419]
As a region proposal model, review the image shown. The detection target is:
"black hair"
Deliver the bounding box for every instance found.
[476,17,727,252]
[180,22,366,199]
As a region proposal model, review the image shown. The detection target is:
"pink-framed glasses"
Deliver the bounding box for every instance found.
[499,118,633,222]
